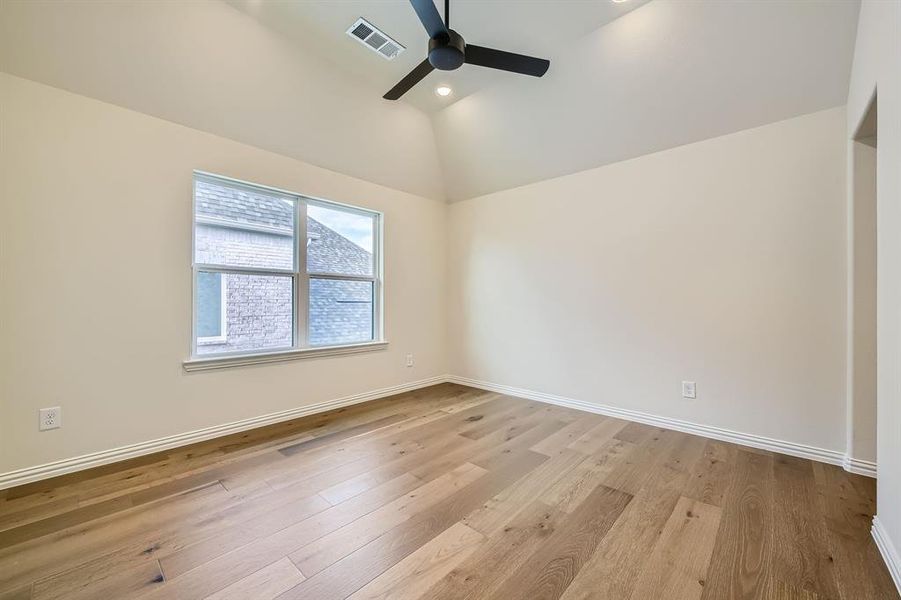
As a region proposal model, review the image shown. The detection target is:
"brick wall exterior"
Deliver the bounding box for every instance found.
[195,223,373,355]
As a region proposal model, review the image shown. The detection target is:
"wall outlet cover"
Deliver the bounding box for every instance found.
[682,381,697,399]
[39,406,62,431]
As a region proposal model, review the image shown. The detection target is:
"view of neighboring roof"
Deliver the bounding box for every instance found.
[195,178,293,232]
[194,178,372,276]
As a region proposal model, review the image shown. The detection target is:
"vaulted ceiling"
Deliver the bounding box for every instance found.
[433,0,860,199]
[223,0,652,115]
[0,0,860,202]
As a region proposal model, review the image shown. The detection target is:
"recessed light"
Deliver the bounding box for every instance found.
[435,85,453,97]
[611,0,629,3]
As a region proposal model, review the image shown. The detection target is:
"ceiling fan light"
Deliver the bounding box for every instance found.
[435,85,453,97]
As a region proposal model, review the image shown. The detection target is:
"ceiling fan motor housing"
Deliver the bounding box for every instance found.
[428,30,465,70]
[383,0,550,100]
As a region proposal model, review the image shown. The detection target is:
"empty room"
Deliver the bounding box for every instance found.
[1,0,900,598]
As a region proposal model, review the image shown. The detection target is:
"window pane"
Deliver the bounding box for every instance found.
[195,272,293,355]
[309,278,374,346]
[195,178,295,270]
[307,204,374,276]
[196,272,223,338]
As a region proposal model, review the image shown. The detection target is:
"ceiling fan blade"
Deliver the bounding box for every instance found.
[410,0,448,39]
[465,45,550,77]
[383,58,435,100]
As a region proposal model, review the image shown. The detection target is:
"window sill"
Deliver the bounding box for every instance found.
[183,341,388,372]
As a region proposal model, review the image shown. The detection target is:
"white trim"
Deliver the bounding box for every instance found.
[194,170,301,202]
[296,199,308,347]
[183,340,388,372]
[194,264,295,277]
[307,272,378,282]
[446,375,854,468]
[0,375,445,491]
[873,516,901,595]
[191,172,384,361]
[1,374,882,492]
[843,455,878,478]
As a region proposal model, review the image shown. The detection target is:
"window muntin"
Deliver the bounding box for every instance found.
[192,173,381,358]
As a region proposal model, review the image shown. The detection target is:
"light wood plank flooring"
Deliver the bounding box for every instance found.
[0,383,896,600]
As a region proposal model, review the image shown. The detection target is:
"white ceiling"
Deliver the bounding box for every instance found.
[0,0,861,202]
[225,0,651,114]
[434,0,861,200]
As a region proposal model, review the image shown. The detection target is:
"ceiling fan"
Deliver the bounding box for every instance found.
[384,0,551,100]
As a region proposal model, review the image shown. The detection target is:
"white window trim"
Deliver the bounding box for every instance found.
[196,272,228,346]
[183,341,389,372]
[186,171,385,371]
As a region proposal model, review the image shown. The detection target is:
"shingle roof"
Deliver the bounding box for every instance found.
[307,218,371,276]
[196,179,293,231]
[195,179,372,275]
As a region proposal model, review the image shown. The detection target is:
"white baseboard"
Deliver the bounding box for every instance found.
[0,375,447,491]
[1,373,876,491]
[843,455,878,478]
[447,375,868,473]
[873,516,901,594]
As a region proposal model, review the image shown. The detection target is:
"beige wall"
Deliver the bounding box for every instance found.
[847,0,901,571]
[0,74,448,473]
[848,140,877,465]
[2,45,895,588]
[0,0,445,201]
[448,107,848,453]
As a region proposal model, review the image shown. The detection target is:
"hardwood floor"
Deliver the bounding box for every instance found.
[0,383,896,600]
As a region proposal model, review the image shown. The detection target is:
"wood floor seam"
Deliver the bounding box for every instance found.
[0,383,895,600]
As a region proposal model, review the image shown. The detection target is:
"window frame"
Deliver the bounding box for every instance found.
[186,172,384,370]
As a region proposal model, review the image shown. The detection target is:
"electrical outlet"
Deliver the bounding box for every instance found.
[681,381,696,399]
[39,407,61,431]
[405,353,414,367]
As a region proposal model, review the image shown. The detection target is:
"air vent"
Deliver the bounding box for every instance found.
[346,18,405,61]
[350,22,373,40]
[378,43,401,59]
[364,32,387,51]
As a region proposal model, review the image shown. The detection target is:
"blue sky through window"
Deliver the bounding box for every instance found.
[308,204,373,251]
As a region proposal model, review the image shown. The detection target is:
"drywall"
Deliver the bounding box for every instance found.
[448,107,848,454]
[0,0,445,201]
[0,74,448,474]
[0,0,862,205]
[847,140,877,466]
[846,0,901,586]
[222,0,651,116]
[433,0,859,201]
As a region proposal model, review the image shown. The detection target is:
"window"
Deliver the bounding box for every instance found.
[196,272,226,344]
[190,173,382,364]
